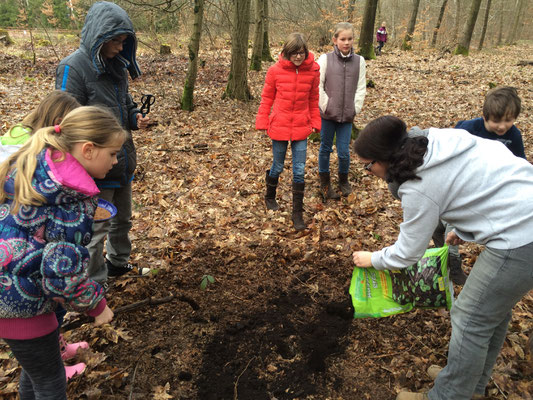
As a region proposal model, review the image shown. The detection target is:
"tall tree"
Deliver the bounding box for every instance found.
[477,0,492,50]
[506,0,525,45]
[431,0,449,48]
[224,0,252,100]
[250,0,265,71]
[453,0,462,41]
[496,0,504,46]
[261,0,273,62]
[402,0,421,50]
[181,0,205,111]
[357,0,378,59]
[454,0,482,55]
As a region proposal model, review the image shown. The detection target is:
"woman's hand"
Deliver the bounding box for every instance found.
[94,305,114,326]
[352,251,373,268]
[445,231,465,246]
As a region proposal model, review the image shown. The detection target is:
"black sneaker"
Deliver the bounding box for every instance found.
[106,259,150,277]
[106,259,135,277]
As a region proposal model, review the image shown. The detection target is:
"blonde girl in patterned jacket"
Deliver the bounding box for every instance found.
[0,106,124,399]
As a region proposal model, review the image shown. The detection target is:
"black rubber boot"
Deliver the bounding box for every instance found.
[291,182,306,231]
[265,170,279,211]
[338,173,352,196]
[449,254,467,285]
[319,172,340,202]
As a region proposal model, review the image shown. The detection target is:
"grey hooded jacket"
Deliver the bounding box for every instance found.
[56,1,141,188]
[373,128,533,270]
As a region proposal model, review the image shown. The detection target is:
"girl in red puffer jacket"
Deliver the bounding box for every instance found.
[256,32,321,231]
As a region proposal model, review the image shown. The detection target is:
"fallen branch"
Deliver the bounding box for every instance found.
[517,60,533,66]
[61,294,199,332]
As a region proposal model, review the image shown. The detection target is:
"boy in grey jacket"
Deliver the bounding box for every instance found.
[56,1,149,283]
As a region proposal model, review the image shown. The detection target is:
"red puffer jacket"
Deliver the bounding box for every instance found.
[255,53,321,141]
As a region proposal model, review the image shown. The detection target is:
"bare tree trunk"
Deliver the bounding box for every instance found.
[181,0,205,111]
[506,0,525,45]
[250,0,265,71]
[454,0,482,55]
[357,0,379,59]
[477,0,492,50]
[431,0,449,48]
[261,0,273,61]
[224,0,252,101]
[496,0,504,46]
[402,0,421,50]
[453,0,462,42]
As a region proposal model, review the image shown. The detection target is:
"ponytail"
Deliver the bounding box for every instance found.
[0,106,125,213]
[353,115,428,185]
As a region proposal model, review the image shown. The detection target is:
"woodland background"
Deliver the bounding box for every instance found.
[0,0,533,399]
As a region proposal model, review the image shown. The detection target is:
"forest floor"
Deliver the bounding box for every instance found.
[0,33,532,400]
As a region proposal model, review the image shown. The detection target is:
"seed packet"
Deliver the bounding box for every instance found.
[349,246,453,318]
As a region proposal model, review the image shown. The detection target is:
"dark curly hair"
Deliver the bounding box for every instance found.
[353,115,428,184]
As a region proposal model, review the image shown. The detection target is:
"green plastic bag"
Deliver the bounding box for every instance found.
[349,246,453,318]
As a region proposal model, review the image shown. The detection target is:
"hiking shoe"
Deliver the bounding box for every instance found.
[396,392,429,400]
[427,364,442,380]
[107,260,150,277]
[59,334,88,361]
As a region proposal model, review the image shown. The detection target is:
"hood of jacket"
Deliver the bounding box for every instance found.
[80,1,141,79]
[418,128,476,172]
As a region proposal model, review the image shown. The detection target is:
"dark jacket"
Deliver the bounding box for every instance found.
[56,1,141,188]
[0,149,106,340]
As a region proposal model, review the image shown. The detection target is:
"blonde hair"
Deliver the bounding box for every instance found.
[0,106,126,212]
[281,32,309,60]
[8,91,80,139]
[333,22,354,38]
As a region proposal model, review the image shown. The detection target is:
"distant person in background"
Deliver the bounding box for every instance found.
[56,1,150,285]
[317,21,366,201]
[256,32,321,231]
[432,86,525,286]
[376,22,388,55]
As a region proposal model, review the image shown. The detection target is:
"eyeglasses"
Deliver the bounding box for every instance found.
[291,51,306,58]
[364,160,376,171]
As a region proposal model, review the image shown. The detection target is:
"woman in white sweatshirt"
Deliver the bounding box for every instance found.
[351,115,533,400]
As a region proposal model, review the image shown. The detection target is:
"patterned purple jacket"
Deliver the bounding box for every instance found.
[0,149,106,339]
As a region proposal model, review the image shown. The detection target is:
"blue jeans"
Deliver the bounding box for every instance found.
[428,241,533,400]
[269,139,307,183]
[318,119,352,174]
[4,329,66,400]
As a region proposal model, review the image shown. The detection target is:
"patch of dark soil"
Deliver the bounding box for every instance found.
[197,288,354,400]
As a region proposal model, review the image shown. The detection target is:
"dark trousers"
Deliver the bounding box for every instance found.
[4,329,66,400]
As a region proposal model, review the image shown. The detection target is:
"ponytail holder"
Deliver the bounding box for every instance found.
[54,125,61,134]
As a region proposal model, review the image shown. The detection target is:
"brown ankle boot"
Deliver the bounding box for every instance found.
[319,172,340,201]
[338,172,352,196]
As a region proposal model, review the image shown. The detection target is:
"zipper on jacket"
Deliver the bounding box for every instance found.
[291,67,299,141]
[341,60,346,122]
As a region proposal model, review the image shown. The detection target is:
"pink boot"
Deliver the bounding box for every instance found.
[59,334,89,360]
[65,362,86,381]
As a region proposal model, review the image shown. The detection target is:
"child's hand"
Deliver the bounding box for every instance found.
[94,305,114,326]
[136,113,150,129]
[352,251,373,267]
